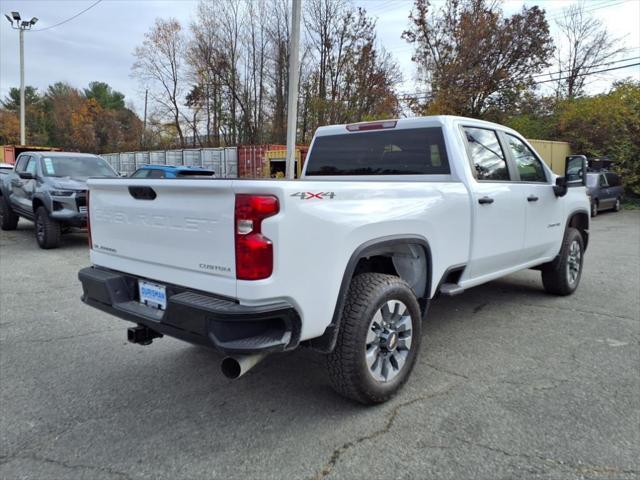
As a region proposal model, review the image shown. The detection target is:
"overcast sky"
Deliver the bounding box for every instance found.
[1,0,639,116]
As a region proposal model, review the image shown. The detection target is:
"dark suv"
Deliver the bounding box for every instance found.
[586,171,624,217]
[0,152,118,248]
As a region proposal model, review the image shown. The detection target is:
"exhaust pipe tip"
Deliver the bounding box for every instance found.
[221,357,242,379]
[221,352,268,379]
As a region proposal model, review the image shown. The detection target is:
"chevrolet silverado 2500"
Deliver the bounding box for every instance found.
[78,116,590,404]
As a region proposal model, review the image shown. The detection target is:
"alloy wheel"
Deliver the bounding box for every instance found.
[566,240,581,286]
[365,300,413,383]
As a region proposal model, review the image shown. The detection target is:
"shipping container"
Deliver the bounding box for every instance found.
[238,145,309,178]
[0,145,61,164]
[166,150,183,166]
[149,150,166,165]
[134,151,150,169]
[182,149,202,167]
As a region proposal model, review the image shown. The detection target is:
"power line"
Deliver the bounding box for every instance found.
[533,56,640,78]
[397,61,640,99]
[31,0,103,32]
[533,61,640,84]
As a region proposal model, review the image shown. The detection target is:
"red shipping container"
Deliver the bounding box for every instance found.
[237,144,309,179]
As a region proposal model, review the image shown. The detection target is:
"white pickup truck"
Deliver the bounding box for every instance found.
[78,116,590,404]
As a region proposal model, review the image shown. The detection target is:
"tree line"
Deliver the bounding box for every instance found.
[0,0,637,193]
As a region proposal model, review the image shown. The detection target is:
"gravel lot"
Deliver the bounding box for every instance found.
[1,210,638,480]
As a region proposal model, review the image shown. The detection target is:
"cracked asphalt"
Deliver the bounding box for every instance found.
[1,210,639,480]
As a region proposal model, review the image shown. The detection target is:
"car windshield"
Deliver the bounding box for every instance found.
[41,156,117,178]
[586,174,599,187]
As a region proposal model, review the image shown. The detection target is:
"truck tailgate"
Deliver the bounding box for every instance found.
[87,179,237,297]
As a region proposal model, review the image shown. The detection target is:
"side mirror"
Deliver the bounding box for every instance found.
[18,171,35,180]
[553,176,567,197]
[565,155,587,186]
[554,155,587,197]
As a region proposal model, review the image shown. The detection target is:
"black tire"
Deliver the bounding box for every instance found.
[590,200,598,217]
[613,197,622,212]
[0,197,19,230]
[35,206,61,249]
[541,227,584,296]
[326,273,422,404]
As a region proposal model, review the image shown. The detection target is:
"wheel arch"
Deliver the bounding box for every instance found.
[307,235,432,353]
[567,209,590,251]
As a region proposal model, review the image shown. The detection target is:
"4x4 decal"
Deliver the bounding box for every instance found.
[290,192,335,200]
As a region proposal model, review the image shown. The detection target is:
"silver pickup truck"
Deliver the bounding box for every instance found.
[0,151,118,248]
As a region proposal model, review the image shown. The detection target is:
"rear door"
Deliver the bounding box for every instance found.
[88,179,237,297]
[501,133,564,261]
[598,173,614,207]
[604,173,623,204]
[463,126,526,279]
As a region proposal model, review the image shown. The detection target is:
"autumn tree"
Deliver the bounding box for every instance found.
[554,2,625,99]
[402,0,554,117]
[133,18,188,147]
[84,81,126,110]
[2,86,48,145]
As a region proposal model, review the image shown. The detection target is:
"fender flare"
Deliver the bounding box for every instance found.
[308,235,432,353]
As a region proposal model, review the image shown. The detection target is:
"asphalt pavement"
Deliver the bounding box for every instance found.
[1,210,638,480]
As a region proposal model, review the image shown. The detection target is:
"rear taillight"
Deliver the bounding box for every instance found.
[346,120,397,131]
[235,194,279,280]
[86,189,92,249]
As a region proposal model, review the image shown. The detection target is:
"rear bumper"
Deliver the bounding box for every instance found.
[78,266,301,355]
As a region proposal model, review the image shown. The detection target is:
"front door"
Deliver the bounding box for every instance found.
[11,156,37,214]
[501,133,564,261]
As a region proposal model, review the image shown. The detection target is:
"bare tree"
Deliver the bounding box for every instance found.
[555,2,625,98]
[132,18,187,147]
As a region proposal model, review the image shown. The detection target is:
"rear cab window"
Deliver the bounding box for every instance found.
[305,127,450,176]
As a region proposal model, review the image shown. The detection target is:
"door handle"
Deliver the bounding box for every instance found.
[527,195,539,202]
[478,196,494,205]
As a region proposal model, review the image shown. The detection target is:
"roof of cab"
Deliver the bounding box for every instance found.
[314,115,519,137]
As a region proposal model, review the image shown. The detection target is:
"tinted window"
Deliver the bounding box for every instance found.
[599,174,608,187]
[131,169,150,178]
[147,169,165,179]
[177,170,214,177]
[25,158,37,175]
[15,156,29,172]
[605,173,620,187]
[42,156,117,178]
[305,127,450,176]
[506,134,546,182]
[464,127,509,181]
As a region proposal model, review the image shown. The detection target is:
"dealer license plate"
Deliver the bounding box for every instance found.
[138,280,167,310]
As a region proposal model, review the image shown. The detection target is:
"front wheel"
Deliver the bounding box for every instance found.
[35,206,61,249]
[326,273,422,404]
[541,227,584,296]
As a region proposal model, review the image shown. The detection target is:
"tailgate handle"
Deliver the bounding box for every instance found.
[128,186,157,200]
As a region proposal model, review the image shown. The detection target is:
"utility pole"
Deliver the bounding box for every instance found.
[4,12,37,146]
[285,0,301,179]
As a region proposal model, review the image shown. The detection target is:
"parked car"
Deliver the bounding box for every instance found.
[586,171,624,217]
[78,116,590,404]
[130,165,215,179]
[0,151,118,248]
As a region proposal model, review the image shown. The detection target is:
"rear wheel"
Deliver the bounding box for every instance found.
[613,197,621,212]
[0,198,19,230]
[35,206,61,249]
[326,273,422,404]
[590,200,598,217]
[541,227,584,296]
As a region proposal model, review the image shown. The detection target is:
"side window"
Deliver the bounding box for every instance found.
[25,158,37,175]
[15,155,30,172]
[147,169,165,179]
[463,127,509,181]
[505,134,547,183]
[605,173,619,187]
[131,169,150,178]
[599,174,608,187]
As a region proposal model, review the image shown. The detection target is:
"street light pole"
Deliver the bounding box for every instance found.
[19,27,25,146]
[4,11,38,146]
[285,0,301,180]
